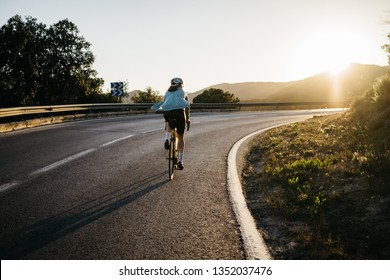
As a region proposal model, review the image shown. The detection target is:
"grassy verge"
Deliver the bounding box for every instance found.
[242,76,390,259]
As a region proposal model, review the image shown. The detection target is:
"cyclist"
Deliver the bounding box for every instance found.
[152,77,190,170]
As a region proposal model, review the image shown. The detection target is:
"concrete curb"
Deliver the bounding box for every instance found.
[227,124,288,260]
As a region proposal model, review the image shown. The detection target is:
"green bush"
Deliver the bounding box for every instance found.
[193,88,240,103]
[351,75,390,151]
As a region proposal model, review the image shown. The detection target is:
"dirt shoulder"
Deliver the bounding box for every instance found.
[241,113,390,259]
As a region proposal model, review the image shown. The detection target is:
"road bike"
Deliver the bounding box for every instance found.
[167,119,189,180]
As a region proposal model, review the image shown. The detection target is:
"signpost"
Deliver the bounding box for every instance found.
[110,82,124,97]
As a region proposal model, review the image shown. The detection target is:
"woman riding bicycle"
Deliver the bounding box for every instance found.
[152,77,190,170]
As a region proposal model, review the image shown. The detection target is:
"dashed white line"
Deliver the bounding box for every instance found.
[99,134,134,147]
[30,148,96,176]
[141,129,161,134]
[0,181,21,193]
[1,134,134,194]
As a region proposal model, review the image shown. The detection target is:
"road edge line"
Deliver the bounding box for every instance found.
[227,124,288,260]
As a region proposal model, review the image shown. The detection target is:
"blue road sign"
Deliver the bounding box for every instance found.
[111,82,124,97]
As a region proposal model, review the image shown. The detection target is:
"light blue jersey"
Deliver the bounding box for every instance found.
[151,88,189,111]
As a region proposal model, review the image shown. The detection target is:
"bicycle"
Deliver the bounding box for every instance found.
[166,118,189,180]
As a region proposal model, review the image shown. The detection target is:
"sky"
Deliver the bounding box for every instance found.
[1,0,389,94]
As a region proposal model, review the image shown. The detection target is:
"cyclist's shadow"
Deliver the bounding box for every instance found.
[0,171,169,259]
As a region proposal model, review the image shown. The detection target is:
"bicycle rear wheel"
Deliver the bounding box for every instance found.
[168,135,176,180]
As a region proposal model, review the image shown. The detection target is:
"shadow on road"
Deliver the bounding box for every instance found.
[0,172,169,259]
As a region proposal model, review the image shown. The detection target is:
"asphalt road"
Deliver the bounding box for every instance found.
[0,109,343,259]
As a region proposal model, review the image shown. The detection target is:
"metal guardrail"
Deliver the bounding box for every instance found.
[0,102,349,132]
[0,103,149,118]
[191,102,349,110]
[0,101,349,120]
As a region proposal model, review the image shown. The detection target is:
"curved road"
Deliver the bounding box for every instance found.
[0,109,342,259]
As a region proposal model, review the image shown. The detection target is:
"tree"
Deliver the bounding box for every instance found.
[382,32,390,66]
[131,86,163,103]
[0,15,104,107]
[193,88,240,103]
[0,16,46,106]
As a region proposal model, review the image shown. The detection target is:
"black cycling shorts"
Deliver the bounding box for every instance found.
[163,109,186,134]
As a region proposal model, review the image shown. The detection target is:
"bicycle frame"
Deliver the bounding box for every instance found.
[166,117,189,180]
[168,123,178,180]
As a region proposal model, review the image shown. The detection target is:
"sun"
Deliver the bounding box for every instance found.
[291,25,363,78]
[319,34,352,76]
[325,58,350,76]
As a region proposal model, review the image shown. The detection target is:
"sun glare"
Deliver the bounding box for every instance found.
[292,26,363,78]
[327,60,350,76]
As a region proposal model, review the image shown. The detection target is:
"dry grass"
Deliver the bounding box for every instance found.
[242,110,390,259]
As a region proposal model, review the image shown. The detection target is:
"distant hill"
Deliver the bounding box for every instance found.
[121,90,141,103]
[188,63,389,102]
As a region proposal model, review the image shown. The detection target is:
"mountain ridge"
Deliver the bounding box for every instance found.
[188,63,389,102]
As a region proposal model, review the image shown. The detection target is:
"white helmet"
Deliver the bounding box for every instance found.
[170,77,183,86]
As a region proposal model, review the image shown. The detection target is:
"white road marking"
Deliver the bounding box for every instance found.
[141,129,161,134]
[0,181,21,193]
[30,148,96,176]
[99,134,134,147]
[1,134,134,193]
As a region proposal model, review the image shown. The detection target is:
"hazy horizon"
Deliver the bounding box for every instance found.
[1,0,389,94]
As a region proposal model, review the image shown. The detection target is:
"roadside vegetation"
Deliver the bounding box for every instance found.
[131,86,163,103]
[193,88,240,103]
[242,74,390,259]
